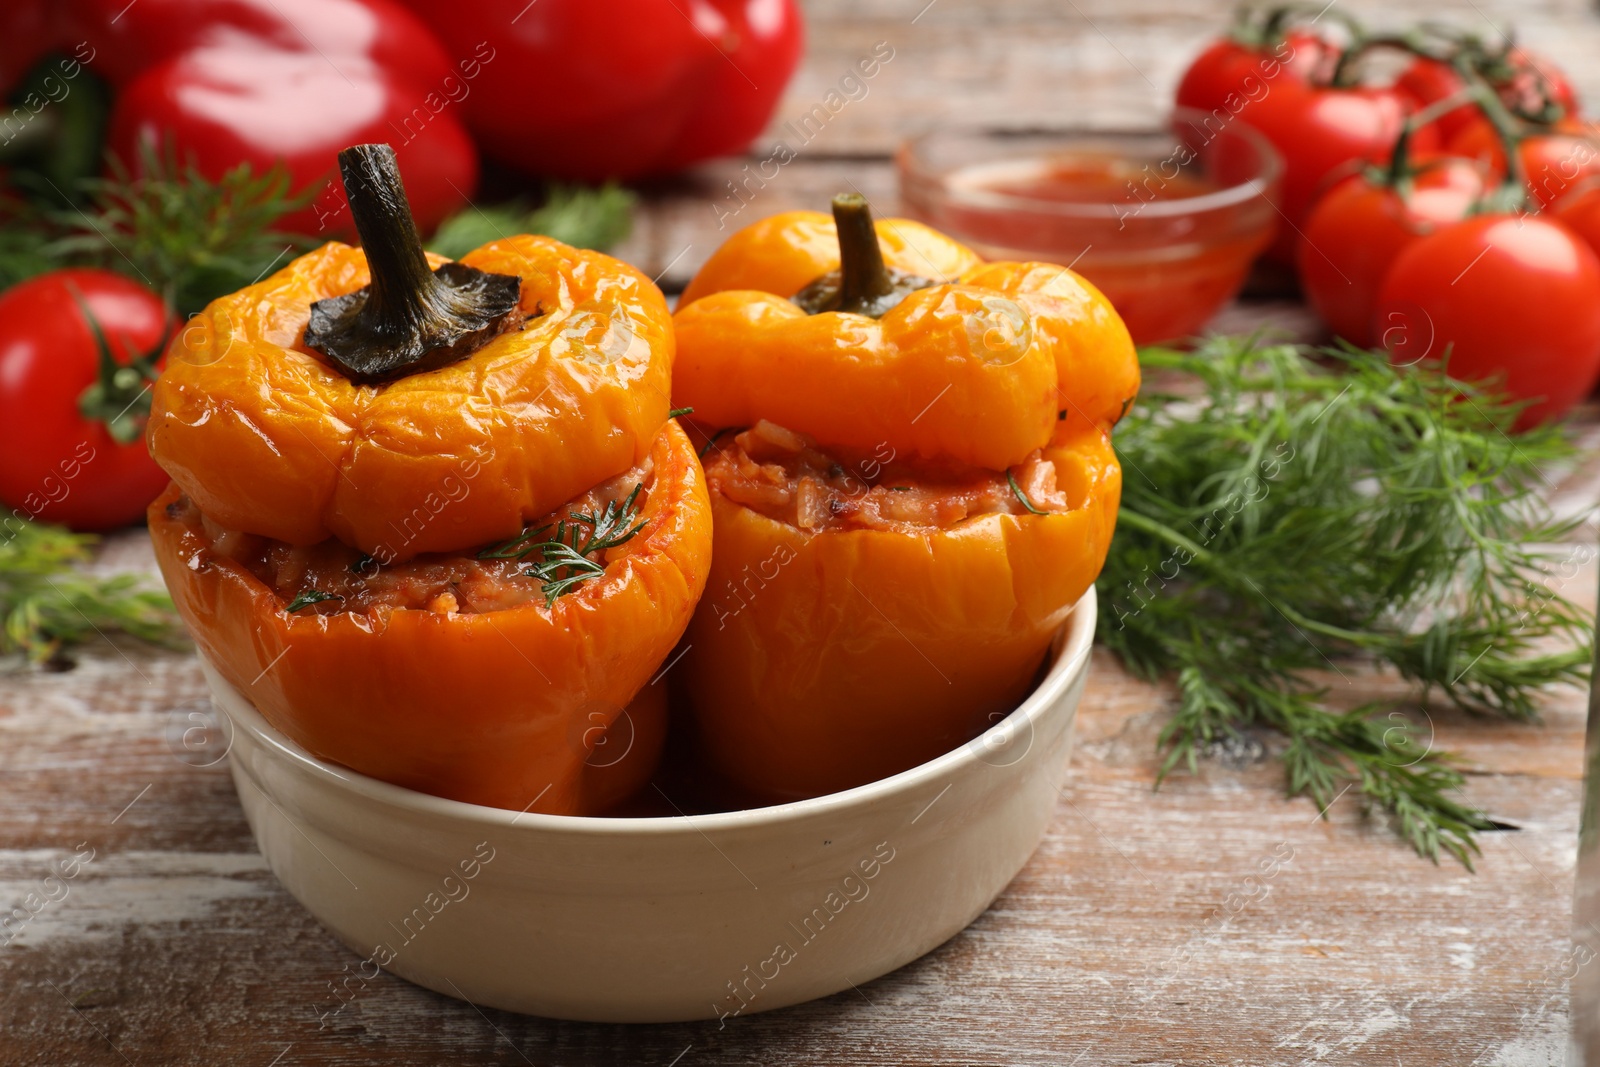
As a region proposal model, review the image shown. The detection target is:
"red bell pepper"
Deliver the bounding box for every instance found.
[65,0,478,236]
[0,1,55,97]
[397,0,804,181]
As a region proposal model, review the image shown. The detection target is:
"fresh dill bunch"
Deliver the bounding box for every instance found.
[1098,337,1591,868]
[32,142,314,316]
[427,182,636,260]
[0,203,60,291]
[0,520,180,663]
[479,484,647,605]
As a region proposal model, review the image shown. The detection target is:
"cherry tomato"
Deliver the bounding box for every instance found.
[0,269,172,530]
[1447,117,1600,210]
[1497,54,1581,122]
[1176,30,1334,115]
[1178,26,1434,263]
[1245,77,1437,262]
[1373,214,1600,426]
[1299,155,1484,347]
[1555,182,1600,262]
[1397,50,1579,143]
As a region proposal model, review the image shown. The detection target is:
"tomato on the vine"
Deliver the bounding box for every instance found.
[1175,29,1334,115]
[1373,214,1600,426]
[1177,18,1436,264]
[1448,117,1600,210]
[1397,48,1578,142]
[1244,76,1437,262]
[1299,154,1483,346]
[0,269,172,530]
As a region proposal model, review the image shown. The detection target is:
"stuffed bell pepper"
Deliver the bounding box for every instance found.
[146,144,711,815]
[673,194,1139,801]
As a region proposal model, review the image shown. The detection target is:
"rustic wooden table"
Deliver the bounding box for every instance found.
[6,1,1600,1063]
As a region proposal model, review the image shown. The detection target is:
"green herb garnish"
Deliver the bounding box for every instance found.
[284,590,343,613]
[479,484,647,605]
[1006,470,1048,515]
[698,426,742,460]
[427,182,635,260]
[12,141,314,315]
[668,407,694,419]
[1099,337,1590,868]
[0,520,178,662]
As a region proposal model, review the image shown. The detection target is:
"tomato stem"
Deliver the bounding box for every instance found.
[1382,87,1478,192]
[1431,27,1568,125]
[791,194,933,318]
[1326,32,1437,89]
[1447,67,1533,214]
[1238,3,1364,50]
[302,144,523,385]
[68,283,162,446]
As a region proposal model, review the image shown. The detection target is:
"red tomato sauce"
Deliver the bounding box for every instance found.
[982,159,1223,203]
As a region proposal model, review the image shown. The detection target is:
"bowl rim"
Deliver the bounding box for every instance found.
[208,587,1097,837]
[896,108,1285,222]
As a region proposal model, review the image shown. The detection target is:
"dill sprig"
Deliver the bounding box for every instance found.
[1007,470,1048,515]
[1,145,635,317]
[479,484,647,605]
[8,142,314,316]
[1099,337,1591,868]
[0,520,179,662]
[284,590,343,614]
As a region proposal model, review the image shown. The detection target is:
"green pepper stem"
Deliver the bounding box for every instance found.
[303,144,522,385]
[791,192,934,317]
[340,144,440,338]
[831,193,895,315]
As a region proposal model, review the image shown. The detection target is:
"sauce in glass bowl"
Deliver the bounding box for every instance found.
[979,158,1223,204]
[897,112,1283,344]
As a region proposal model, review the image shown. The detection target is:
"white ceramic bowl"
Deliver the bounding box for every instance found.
[203,588,1097,1023]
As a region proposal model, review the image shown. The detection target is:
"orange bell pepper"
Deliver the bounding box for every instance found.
[679,209,983,307]
[149,166,674,563]
[149,421,709,813]
[672,194,1138,801]
[145,145,710,814]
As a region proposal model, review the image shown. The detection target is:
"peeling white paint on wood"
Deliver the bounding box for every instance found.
[0,851,272,948]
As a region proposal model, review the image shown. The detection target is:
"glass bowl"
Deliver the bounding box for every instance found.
[897,111,1284,345]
